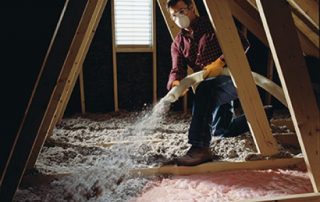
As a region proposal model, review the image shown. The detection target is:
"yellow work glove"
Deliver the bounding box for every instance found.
[171,80,180,88]
[203,58,225,79]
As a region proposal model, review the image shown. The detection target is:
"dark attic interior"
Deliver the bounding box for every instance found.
[0,0,319,201]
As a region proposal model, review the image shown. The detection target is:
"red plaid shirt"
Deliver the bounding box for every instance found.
[167,16,250,90]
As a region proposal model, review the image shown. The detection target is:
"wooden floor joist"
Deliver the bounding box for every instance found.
[18,174,320,202]
[257,0,320,192]
[44,138,163,148]
[243,193,320,202]
[130,157,305,176]
[273,133,300,147]
[271,119,295,132]
[0,0,107,201]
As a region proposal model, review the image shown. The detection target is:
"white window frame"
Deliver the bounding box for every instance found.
[111,0,158,111]
[112,0,155,52]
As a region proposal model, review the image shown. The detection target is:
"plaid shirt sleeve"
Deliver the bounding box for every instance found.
[167,38,188,90]
[166,17,250,90]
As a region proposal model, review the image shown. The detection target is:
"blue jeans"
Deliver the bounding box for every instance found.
[188,76,249,147]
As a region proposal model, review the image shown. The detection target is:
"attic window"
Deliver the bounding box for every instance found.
[114,0,153,48]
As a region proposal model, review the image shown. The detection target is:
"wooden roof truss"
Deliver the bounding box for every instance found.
[0,0,319,201]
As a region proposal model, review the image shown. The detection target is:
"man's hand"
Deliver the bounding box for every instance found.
[171,80,180,88]
[203,58,225,79]
[171,80,189,96]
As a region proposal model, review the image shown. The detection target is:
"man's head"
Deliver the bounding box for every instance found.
[166,0,196,29]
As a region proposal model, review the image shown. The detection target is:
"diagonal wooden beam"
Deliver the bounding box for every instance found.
[28,0,107,168]
[246,0,319,57]
[248,0,319,49]
[256,0,320,192]
[27,0,108,169]
[291,13,319,50]
[229,0,268,45]
[292,0,319,28]
[230,0,319,58]
[0,0,108,200]
[203,0,278,156]
[0,0,81,197]
[157,0,180,39]
[287,0,319,33]
[296,28,320,58]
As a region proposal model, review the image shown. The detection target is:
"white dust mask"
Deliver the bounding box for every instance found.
[174,14,190,29]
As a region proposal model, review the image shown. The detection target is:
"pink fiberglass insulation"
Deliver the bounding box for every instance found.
[134,169,312,202]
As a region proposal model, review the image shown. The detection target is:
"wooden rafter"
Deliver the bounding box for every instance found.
[203,0,278,156]
[257,0,320,192]
[247,0,320,50]
[291,0,319,28]
[1,0,318,201]
[297,29,320,58]
[247,0,319,54]
[27,0,108,169]
[291,13,319,49]
[0,0,108,200]
[229,0,268,45]
[287,0,319,33]
[231,0,319,58]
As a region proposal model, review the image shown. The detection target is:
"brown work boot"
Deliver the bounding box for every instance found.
[174,147,213,166]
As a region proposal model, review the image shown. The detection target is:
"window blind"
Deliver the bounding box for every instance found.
[114,0,153,46]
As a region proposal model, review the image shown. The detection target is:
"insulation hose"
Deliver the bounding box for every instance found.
[162,68,287,107]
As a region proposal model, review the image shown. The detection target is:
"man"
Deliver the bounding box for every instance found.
[166,0,270,166]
